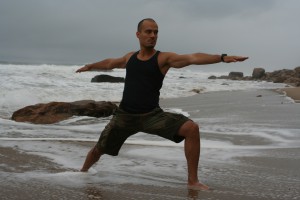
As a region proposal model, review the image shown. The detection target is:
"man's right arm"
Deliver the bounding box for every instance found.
[76,52,134,73]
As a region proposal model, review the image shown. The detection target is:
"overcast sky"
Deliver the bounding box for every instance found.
[0,0,299,72]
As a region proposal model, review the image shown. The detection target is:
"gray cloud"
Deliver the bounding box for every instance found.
[0,0,299,72]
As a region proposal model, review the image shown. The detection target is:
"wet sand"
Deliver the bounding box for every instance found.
[1,142,299,200]
[278,87,300,103]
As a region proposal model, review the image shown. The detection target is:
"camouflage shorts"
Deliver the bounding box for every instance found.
[96,107,190,156]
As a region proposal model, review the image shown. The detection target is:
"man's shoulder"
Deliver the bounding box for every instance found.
[123,51,137,63]
[158,51,178,62]
[157,52,179,74]
[158,51,177,57]
[125,51,137,58]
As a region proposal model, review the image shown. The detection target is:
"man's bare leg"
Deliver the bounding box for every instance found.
[81,146,102,172]
[178,121,209,190]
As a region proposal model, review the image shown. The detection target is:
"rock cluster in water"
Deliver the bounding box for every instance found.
[208,66,300,87]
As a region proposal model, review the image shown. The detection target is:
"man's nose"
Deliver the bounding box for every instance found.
[150,32,156,37]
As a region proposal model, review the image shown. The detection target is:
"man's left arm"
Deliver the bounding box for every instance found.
[166,52,248,69]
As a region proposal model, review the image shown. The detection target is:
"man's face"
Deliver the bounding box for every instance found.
[136,20,158,48]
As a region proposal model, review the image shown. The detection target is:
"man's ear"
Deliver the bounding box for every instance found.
[136,31,140,38]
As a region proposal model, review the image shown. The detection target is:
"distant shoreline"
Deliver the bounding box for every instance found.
[277,87,300,103]
[0,60,81,66]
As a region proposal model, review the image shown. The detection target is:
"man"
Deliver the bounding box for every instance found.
[76,18,248,190]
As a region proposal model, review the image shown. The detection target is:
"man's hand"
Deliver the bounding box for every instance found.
[223,56,248,63]
[76,65,91,73]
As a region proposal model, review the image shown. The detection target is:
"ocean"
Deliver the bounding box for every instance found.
[1,63,299,199]
[0,63,290,118]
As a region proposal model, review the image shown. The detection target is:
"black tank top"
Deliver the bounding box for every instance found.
[119,51,165,113]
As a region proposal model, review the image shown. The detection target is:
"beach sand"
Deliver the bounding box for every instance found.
[278,87,300,103]
[1,143,299,200]
[1,89,300,200]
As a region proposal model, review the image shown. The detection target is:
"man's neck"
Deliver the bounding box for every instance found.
[138,48,156,61]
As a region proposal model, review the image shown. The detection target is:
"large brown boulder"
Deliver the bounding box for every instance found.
[91,74,125,83]
[11,100,117,124]
[252,68,265,79]
[268,68,299,86]
[294,66,300,76]
[228,72,243,80]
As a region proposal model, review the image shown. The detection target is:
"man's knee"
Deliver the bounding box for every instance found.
[190,121,200,133]
[178,120,200,137]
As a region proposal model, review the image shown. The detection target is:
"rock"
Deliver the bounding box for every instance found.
[243,76,253,81]
[191,89,204,94]
[91,74,125,83]
[295,67,300,78]
[273,76,287,83]
[270,69,295,83]
[11,100,117,124]
[208,66,300,86]
[218,75,229,79]
[294,66,300,73]
[228,72,243,79]
[252,68,265,79]
[284,77,300,86]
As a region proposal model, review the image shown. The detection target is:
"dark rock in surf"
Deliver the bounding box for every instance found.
[91,74,125,83]
[252,68,265,79]
[208,75,217,79]
[228,72,244,80]
[11,100,117,124]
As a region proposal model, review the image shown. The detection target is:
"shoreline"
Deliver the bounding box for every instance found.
[1,142,299,200]
[277,87,300,103]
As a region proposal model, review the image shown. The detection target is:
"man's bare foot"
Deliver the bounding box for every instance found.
[187,182,210,191]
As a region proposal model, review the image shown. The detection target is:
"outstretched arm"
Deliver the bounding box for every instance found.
[165,52,248,69]
[76,52,134,73]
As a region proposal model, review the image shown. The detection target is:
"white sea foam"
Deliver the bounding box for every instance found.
[165,108,190,117]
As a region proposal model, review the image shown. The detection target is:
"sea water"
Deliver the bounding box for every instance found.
[0,63,298,150]
[0,63,299,190]
[0,63,288,118]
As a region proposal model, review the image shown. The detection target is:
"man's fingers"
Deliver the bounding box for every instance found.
[76,68,85,73]
[76,66,89,73]
[225,56,248,63]
[239,56,249,61]
[234,56,248,62]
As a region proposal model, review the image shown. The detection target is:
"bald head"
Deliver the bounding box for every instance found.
[137,18,156,32]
